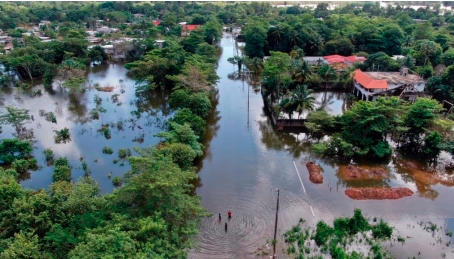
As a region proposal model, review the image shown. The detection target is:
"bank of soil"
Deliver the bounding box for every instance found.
[399,160,454,197]
[306,162,323,184]
[338,165,389,181]
[345,187,414,200]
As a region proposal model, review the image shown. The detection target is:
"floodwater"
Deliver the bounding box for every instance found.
[0,64,173,192]
[189,35,454,259]
[1,34,454,259]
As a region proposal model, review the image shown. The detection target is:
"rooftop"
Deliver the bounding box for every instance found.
[366,71,424,84]
[353,70,388,89]
[352,69,425,89]
[182,24,201,31]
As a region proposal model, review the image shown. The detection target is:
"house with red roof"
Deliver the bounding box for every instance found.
[181,24,201,36]
[322,55,366,70]
[351,69,426,101]
[303,55,366,70]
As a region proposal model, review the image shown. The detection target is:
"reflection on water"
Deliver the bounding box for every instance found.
[0,64,174,193]
[189,34,454,259]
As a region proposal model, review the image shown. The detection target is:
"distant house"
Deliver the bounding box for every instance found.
[86,36,102,44]
[391,55,405,60]
[101,45,115,55]
[86,30,96,36]
[101,39,135,60]
[133,13,145,19]
[323,55,366,70]
[0,36,12,45]
[181,24,201,36]
[155,39,165,49]
[38,20,51,28]
[3,43,13,54]
[351,68,426,101]
[303,56,324,66]
[301,55,366,70]
[96,26,118,34]
[153,21,161,27]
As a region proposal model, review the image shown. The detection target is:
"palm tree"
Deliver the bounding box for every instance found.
[288,30,300,49]
[318,64,337,89]
[418,40,438,65]
[290,85,316,119]
[270,27,283,48]
[290,48,305,60]
[403,35,414,47]
[227,55,244,72]
[292,60,311,84]
[336,66,356,91]
[244,57,264,76]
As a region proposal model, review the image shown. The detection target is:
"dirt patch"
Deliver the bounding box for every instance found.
[306,162,323,184]
[96,86,115,92]
[400,160,418,169]
[338,165,389,181]
[345,187,413,200]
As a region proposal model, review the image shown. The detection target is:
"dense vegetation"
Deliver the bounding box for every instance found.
[284,209,394,259]
[0,1,223,257]
[311,97,449,160]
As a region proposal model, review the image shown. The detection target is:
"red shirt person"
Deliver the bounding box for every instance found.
[228,211,232,218]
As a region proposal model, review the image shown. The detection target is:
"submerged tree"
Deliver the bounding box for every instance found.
[63,77,86,99]
[0,107,31,134]
[227,55,244,72]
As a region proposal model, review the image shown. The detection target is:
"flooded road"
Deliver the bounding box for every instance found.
[1,34,454,258]
[189,35,454,258]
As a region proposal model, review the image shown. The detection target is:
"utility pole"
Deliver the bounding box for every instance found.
[273,189,280,258]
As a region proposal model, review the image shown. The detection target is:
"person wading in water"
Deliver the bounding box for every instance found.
[228,210,232,219]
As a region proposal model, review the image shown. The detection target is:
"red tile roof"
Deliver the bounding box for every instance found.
[182,24,201,31]
[324,55,367,65]
[323,55,344,60]
[352,69,388,89]
[325,57,345,64]
[153,21,161,26]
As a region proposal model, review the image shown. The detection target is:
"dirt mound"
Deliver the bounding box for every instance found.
[401,161,418,169]
[338,165,389,181]
[345,187,413,200]
[96,86,114,92]
[306,162,323,184]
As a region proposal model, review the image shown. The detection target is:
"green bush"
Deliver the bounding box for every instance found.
[52,165,71,182]
[170,108,206,139]
[0,139,33,164]
[112,176,122,187]
[157,143,197,170]
[102,146,113,154]
[54,157,70,167]
[12,159,29,174]
[314,221,334,246]
[118,148,131,159]
[43,149,54,162]
[371,220,393,239]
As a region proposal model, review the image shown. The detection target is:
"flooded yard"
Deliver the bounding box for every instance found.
[1,64,173,192]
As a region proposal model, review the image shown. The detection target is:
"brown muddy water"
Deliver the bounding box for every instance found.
[1,34,454,258]
[189,35,454,259]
